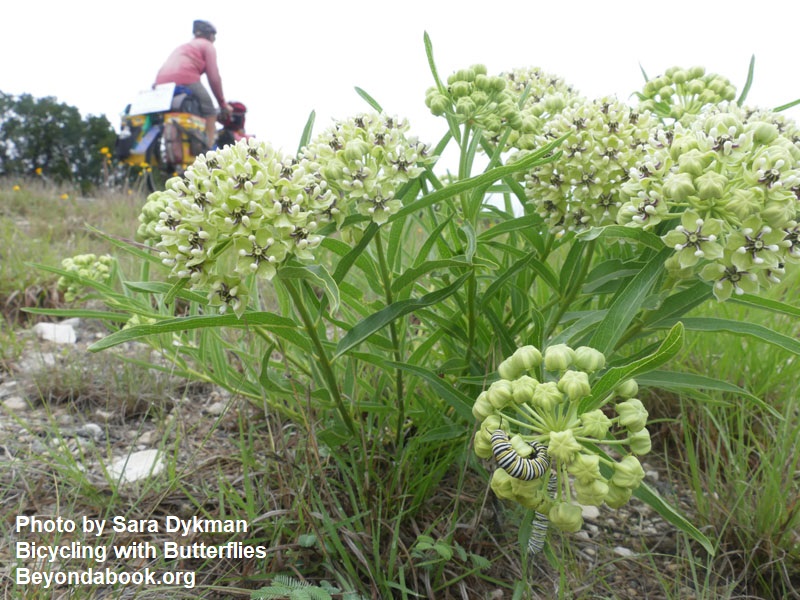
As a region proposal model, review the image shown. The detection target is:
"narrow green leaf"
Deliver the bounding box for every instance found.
[122,281,207,304]
[639,63,650,82]
[461,222,477,263]
[477,214,541,242]
[423,31,446,94]
[22,308,130,322]
[774,98,800,112]
[391,135,566,221]
[589,247,670,354]
[580,322,684,413]
[736,54,756,106]
[635,480,714,554]
[576,225,664,250]
[89,312,302,352]
[413,216,453,268]
[391,258,472,295]
[296,109,316,154]
[635,370,781,419]
[729,293,800,318]
[277,264,340,313]
[354,86,383,112]
[334,273,471,358]
[387,360,474,422]
[657,317,800,356]
[642,281,712,327]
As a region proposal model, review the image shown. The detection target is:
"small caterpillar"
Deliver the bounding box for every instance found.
[490,429,550,481]
[528,473,558,555]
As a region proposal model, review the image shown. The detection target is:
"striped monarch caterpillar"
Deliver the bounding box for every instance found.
[528,473,557,555]
[490,429,551,481]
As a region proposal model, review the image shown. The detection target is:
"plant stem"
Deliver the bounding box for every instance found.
[546,239,597,339]
[281,278,356,435]
[375,228,406,448]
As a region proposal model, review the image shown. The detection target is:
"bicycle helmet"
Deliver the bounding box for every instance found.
[193,20,217,37]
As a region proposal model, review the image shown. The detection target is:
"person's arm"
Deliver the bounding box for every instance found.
[201,41,228,110]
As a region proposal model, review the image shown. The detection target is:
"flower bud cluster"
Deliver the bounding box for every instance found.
[148,138,331,316]
[521,97,658,233]
[473,343,649,533]
[301,113,432,225]
[619,102,800,300]
[491,67,582,150]
[637,66,737,121]
[58,253,115,302]
[425,65,523,133]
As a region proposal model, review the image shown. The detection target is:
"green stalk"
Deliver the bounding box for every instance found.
[281,278,356,435]
[546,239,597,339]
[374,228,406,448]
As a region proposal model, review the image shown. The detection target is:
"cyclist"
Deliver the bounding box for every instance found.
[154,20,233,147]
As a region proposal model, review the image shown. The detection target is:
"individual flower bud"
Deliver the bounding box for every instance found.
[557,370,591,401]
[663,172,696,202]
[473,432,493,459]
[544,344,576,372]
[547,429,582,464]
[490,468,514,500]
[604,482,633,509]
[694,171,727,200]
[574,478,610,507]
[578,409,612,439]
[472,392,494,421]
[616,398,649,432]
[611,455,645,490]
[532,381,564,411]
[615,379,639,399]
[510,435,533,457]
[574,346,606,373]
[751,121,779,144]
[511,375,538,404]
[486,379,514,409]
[426,93,450,116]
[498,345,542,380]
[343,139,369,162]
[629,428,652,455]
[481,415,503,433]
[449,80,471,99]
[549,502,583,533]
[511,478,548,510]
[567,453,601,484]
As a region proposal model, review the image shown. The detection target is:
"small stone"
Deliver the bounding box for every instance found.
[76,423,104,441]
[645,469,659,481]
[2,396,30,412]
[206,401,226,416]
[613,546,634,557]
[581,505,600,520]
[138,430,157,445]
[33,322,77,344]
[107,450,164,484]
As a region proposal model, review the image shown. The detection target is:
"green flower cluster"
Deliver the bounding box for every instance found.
[425,65,522,133]
[150,138,331,316]
[58,253,115,302]
[472,343,649,533]
[301,113,433,226]
[493,66,582,150]
[137,192,170,242]
[619,103,800,300]
[521,97,658,233]
[637,66,737,121]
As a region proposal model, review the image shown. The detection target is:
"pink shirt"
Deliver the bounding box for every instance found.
[155,37,226,107]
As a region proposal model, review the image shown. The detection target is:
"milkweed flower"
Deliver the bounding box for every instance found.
[522,96,658,234]
[301,112,433,227]
[143,138,334,316]
[620,101,800,299]
[58,254,115,302]
[473,343,648,534]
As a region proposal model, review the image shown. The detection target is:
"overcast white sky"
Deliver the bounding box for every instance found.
[4,1,799,154]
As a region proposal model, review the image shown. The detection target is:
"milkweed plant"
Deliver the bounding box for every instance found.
[49,34,800,563]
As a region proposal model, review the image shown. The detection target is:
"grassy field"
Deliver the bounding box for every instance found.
[1,178,799,599]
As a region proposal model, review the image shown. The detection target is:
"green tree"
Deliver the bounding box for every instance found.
[0,91,116,191]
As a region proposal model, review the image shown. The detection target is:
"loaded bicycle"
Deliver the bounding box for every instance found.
[113,83,250,191]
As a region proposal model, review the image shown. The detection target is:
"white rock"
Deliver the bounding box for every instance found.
[33,322,77,344]
[107,450,164,484]
[581,505,600,520]
[206,401,226,416]
[613,546,635,557]
[2,396,29,412]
